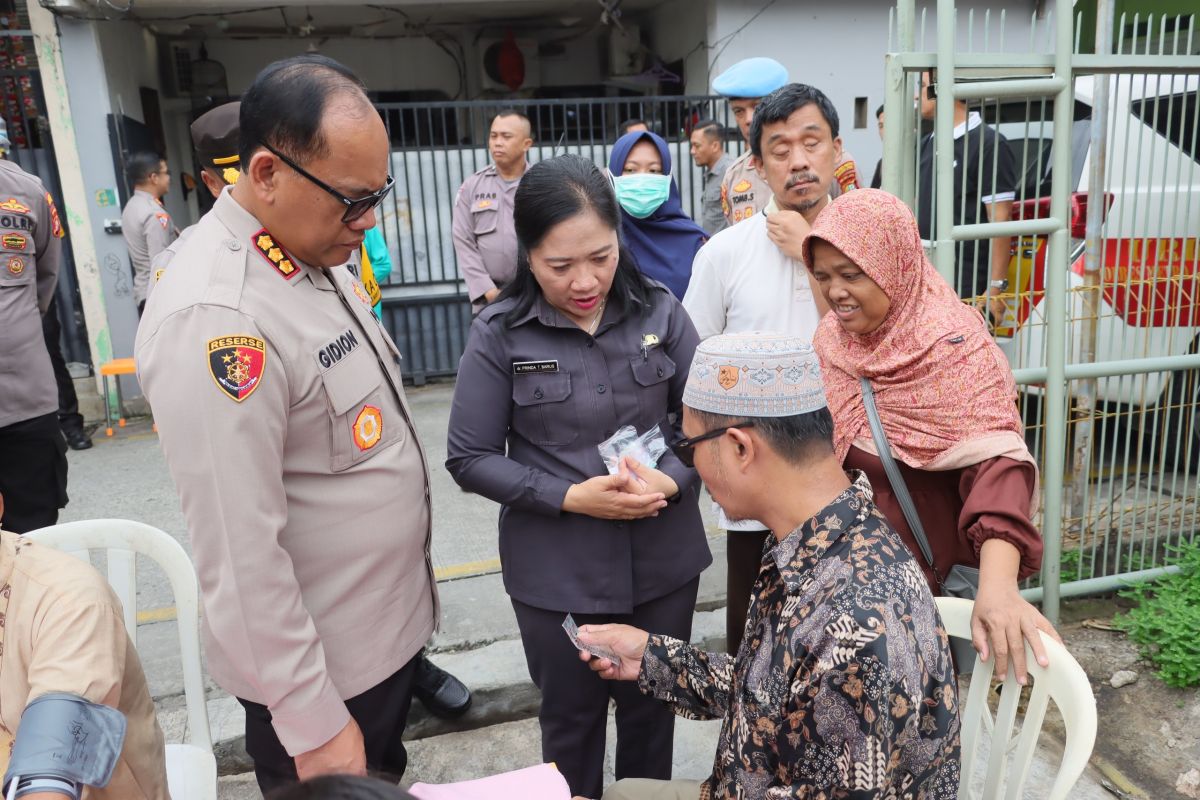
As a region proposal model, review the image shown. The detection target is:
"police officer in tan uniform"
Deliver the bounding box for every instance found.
[0,158,67,532]
[145,100,473,720]
[121,151,176,314]
[135,55,438,793]
[146,102,242,301]
[716,58,861,227]
[451,110,531,311]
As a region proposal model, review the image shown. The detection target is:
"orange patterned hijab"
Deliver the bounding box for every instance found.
[803,190,1034,478]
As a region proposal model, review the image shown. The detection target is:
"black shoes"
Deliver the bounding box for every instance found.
[64,428,93,450]
[412,652,471,718]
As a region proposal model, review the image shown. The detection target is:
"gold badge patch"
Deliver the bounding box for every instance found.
[732,180,752,193]
[251,228,300,280]
[352,405,383,451]
[6,256,24,275]
[2,233,27,250]
[717,365,740,390]
[0,198,30,214]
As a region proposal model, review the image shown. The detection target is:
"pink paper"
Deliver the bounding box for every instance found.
[407,763,572,800]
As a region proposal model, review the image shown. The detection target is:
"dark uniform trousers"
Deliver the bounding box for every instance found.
[725,530,771,655]
[511,576,700,800]
[0,412,67,533]
[237,657,419,795]
[40,295,85,437]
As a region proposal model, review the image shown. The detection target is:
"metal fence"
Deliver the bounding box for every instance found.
[371,95,741,382]
[884,0,1200,618]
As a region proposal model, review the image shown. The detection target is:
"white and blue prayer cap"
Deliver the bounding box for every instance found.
[711,57,788,99]
[683,332,827,418]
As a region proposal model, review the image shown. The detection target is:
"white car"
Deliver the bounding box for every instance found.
[992,73,1199,462]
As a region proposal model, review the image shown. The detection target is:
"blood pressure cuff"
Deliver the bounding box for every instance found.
[3,693,127,791]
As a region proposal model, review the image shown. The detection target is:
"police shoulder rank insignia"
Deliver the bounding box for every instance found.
[207,335,267,402]
[251,228,300,280]
[7,256,24,275]
[45,193,64,238]
[0,198,30,214]
[352,405,383,451]
[2,233,27,250]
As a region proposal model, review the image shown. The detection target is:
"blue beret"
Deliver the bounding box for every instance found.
[711,57,789,99]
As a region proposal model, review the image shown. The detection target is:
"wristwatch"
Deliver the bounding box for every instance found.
[989,279,1009,291]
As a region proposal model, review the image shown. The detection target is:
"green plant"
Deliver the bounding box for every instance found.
[1115,539,1200,689]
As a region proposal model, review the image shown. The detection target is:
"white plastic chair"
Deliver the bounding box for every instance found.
[26,519,217,800]
[936,597,1097,800]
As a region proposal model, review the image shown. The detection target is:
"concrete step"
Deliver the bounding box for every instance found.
[171,606,727,775]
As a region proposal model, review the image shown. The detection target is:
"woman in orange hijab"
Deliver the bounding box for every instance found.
[803,188,1060,683]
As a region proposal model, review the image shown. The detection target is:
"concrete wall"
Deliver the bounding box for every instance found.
[705,0,1042,181]
[95,21,194,226]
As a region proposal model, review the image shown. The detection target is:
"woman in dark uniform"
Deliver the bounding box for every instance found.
[446,155,710,799]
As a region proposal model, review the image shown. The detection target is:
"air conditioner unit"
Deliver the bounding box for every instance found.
[609,25,644,77]
[478,37,539,92]
[38,0,93,16]
[159,42,194,99]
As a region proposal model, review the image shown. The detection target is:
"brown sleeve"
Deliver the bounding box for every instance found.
[959,457,1043,580]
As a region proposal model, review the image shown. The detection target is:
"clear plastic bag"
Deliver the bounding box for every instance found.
[597,424,668,475]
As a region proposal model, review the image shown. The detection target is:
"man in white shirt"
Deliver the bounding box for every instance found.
[682,83,840,656]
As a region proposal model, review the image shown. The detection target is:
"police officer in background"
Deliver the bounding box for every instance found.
[715,58,861,260]
[145,101,242,300]
[136,55,438,792]
[145,99,472,721]
[451,109,531,312]
[0,153,68,532]
[121,151,176,314]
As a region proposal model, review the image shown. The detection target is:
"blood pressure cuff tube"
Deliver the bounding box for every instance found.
[3,693,127,797]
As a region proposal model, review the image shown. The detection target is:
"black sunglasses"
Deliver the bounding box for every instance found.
[671,421,755,468]
[262,142,395,223]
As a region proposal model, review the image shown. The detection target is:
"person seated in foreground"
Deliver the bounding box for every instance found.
[0,494,169,799]
[576,332,962,799]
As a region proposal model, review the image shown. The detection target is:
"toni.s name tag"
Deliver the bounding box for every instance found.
[513,359,559,375]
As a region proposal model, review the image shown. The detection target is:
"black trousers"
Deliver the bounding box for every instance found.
[0,412,68,533]
[511,576,700,800]
[40,296,85,436]
[724,530,771,655]
[237,657,418,796]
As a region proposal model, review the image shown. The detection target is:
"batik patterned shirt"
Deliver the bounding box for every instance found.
[638,472,961,798]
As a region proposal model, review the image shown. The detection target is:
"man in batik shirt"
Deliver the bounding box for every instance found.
[579,332,961,800]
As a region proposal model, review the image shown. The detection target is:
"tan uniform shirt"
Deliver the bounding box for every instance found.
[135,189,438,756]
[451,163,523,304]
[720,149,862,226]
[0,160,63,429]
[0,531,169,799]
[144,223,195,303]
[121,189,175,304]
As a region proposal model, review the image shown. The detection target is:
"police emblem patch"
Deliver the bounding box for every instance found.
[155,212,170,230]
[251,228,300,280]
[6,256,24,275]
[0,198,30,214]
[2,233,27,250]
[207,335,267,402]
[352,405,383,451]
[45,193,64,238]
[834,160,859,193]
